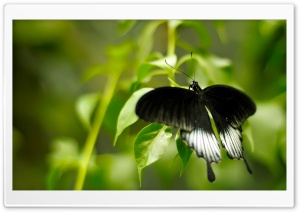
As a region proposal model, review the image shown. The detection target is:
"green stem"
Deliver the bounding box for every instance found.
[74,74,119,190]
[167,21,177,83]
[167,21,176,57]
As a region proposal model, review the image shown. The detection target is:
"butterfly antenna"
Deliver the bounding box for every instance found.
[165,60,193,81]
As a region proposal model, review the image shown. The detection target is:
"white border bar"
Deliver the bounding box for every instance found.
[5,191,294,207]
[4,4,293,20]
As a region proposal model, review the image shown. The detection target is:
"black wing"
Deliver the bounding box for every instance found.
[203,85,256,173]
[136,87,200,132]
[180,103,221,182]
[203,85,256,127]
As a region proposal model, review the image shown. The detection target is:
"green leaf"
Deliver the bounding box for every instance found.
[130,81,142,93]
[136,55,177,83]
[193,53,232,84]
[47,166,60,190]
[138,20,166,61]
[176,53,193,68]
[118,20,137,36]
[149,54,177,68]
[48,137,79,167]
[167,77,182,88]
[213,20,228,43]
[47,137,80,189]
[103,96,125,136]
[175,131,193,176]
[114,88,154,145]
[136,63,155,82]
[75,93,101,130]
[145,52,164,61]
[207,53,232,69]
[106,41,135,59]
[134,123,172,185]
[81,64,108,83]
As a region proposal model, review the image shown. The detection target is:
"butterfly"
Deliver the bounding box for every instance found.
[135,63,256,182]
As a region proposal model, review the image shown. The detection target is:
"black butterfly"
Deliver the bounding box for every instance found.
[135,77,256,182]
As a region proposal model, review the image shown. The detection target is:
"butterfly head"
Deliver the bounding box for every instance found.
[189,80,202,94]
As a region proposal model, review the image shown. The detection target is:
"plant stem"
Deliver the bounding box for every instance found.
[167,21,176,57]
[167,21,177,82]
[74,74,119,190]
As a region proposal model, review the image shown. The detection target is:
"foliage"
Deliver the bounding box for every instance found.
[13,20,286,190]
[134,123,172,185]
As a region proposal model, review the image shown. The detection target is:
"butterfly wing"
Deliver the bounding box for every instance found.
[136,86,221,182]
[180,103,221,182]
[203,85,256,173]
[203,85,256,127]
[136,87,200,131]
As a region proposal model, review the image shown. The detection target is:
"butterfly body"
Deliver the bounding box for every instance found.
[135,80,256,182]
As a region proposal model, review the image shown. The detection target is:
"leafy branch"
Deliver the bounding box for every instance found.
[74,74,120,190]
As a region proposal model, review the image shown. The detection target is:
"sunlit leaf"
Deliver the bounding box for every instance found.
[136,55,177,83]
[149,54,177,68]
[75,93,101,130]
[134,123,172,185]
[175,130,193,176]
[207,53,232,69]
[114,88,154,145]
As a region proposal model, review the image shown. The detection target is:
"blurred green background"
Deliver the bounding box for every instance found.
[13,20,286,190]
